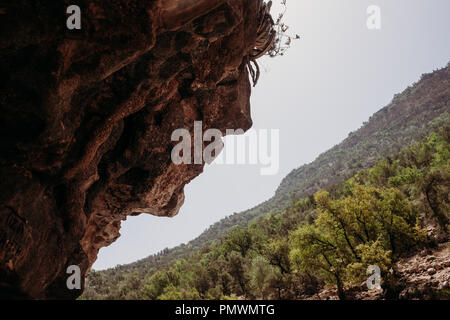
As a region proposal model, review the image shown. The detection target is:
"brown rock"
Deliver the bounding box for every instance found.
[0,0,275,299]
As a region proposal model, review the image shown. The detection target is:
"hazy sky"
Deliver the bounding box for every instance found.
[93,0,450,270]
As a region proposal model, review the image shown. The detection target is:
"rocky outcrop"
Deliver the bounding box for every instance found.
[396,243,450,299]
[0,0,275,299]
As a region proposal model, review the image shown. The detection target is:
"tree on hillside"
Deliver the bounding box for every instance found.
[290,184,426,299]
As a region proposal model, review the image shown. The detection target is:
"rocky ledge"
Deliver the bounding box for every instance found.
[0,0,275,299]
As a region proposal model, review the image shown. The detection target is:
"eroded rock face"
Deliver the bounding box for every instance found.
[0,0,273,299]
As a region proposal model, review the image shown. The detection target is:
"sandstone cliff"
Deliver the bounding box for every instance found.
[0,0,275,299]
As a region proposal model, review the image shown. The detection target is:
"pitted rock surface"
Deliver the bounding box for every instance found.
[0,0,274,299]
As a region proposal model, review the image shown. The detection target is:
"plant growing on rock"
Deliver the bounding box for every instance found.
[247,0,300,86]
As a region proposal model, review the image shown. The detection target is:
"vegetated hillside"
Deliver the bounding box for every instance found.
[185,64,450,246]
[86,63,450,287]
[83,125,450,300]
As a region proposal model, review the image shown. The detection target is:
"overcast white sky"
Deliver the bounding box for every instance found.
[93,0,450,270]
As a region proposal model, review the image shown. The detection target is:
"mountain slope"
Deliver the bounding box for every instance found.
[83,123,450,300]
[181,63,450,249]
[93,63,450,277]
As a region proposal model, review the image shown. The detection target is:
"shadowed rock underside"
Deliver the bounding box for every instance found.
[0,0,275,299]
